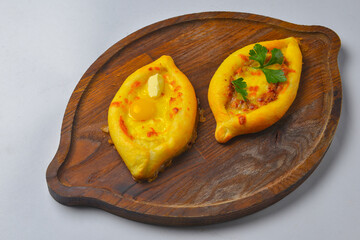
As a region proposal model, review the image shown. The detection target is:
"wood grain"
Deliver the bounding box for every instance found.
[46,12,342,226]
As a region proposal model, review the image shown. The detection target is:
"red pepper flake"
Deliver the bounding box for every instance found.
[154,66,160,71]
[172,107,180,114]
[169,97,176,103]
[248,86,259,92]
[250,70,262,76]
[161,92,165,96]
[235,67,243,75]
[174,86,181,92]
[134,96,140,100]
[170,80,176,87]
[238,115,246,125]
[249,86,259,92]
[131,81,141,88]
[177,92,183,97]
[110,101,121,107]
[148,67,153,71]
[124,98,128,104]
[239,54,249,61]
[147,127,158,137]
[119,116,133,140]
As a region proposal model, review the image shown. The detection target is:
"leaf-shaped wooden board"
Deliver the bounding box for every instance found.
[46,12,342,226]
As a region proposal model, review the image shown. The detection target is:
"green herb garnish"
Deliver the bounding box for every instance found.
[231,77,248,101]
[249,44,286,83]
[232,44,286,101]
[249,44,268,67]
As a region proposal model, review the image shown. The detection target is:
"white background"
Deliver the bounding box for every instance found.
[1,0,359,239]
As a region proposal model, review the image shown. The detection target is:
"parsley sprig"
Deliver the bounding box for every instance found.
[231,77,247,101]
[231,44,286,101]
[249,44,286,83]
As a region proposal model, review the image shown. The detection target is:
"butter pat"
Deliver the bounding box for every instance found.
[148,73,164,98]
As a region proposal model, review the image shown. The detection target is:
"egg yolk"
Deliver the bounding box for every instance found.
[129,98,156,121]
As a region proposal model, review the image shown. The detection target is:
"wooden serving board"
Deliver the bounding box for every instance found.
[46,12,342,226]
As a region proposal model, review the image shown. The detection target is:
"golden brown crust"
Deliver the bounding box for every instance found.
[108,56,198,181]
[208,37,302,143]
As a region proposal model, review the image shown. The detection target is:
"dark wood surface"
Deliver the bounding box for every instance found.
[46,12,342,226]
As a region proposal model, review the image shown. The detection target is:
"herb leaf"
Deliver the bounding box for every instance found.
[249,44,286,84]
[231,44,286,102]
[264,48,284,67]
[249,44,267,67]
[231,78,248,101]
[261,68,286,83]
